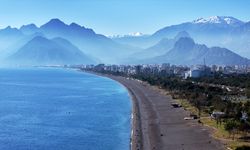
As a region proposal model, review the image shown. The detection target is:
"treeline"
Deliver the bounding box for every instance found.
[189,73,250,88]
[132,73,250,141]
[132,73,249,113]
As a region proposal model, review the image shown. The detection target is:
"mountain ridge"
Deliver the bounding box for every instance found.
[137,37,249,65]
[0,17,249,65]
[0,18,142,64]
[129,31,191,60]
[192,16,244,26]
[5,36,96,65]
[113,16,250,58]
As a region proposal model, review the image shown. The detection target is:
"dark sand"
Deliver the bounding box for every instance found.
[90,72,224,150]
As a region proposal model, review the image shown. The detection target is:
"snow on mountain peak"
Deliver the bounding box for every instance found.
[128,32,144,37]
[109,32,144,38]
[192,16,244,26]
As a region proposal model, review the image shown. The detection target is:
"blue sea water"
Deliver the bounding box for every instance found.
[0,67,131,150]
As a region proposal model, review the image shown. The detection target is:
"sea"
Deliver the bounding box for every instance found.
[0,67,131,150]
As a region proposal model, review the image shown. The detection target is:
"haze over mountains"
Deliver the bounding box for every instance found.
[114,16,250,58]
[6,36,95,65]
[132,31,191,59]
[0,19,141,65]
[0,16,249,66]
[138,37,249,65]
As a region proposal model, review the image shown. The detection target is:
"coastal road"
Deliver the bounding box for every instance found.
[107,75,224,150]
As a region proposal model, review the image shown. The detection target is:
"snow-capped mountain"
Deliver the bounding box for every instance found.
[110,32,145,38]
[128,32,144,37]
[114,16,248,50]
[192,16,244,26]
[136,16,250,57]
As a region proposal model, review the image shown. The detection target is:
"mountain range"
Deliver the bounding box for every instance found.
[131,31,191,59]
[137,37,249,65]
[0,16,249,66]
[0,19,142,65]
[113,16,250,58]
[5,36,95,65]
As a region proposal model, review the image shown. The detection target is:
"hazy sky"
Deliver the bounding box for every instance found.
[0,0,249,35]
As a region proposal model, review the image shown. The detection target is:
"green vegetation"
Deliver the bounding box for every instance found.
[235,146,250,150]
[132,73,250,149]
[188,73,250,88]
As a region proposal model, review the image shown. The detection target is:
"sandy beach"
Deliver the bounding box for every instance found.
[89,72,224,150]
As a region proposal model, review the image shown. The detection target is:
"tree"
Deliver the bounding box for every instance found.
[235,146,250,150]
[246,88,250,99]
[224,119,239,140]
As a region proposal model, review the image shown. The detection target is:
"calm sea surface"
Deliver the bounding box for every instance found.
[0,67,131,150]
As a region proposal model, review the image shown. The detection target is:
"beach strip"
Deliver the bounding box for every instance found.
[86,72,224,150]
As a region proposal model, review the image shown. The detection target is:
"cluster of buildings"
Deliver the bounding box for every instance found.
[82,63,189,77]
[75,63,250,78]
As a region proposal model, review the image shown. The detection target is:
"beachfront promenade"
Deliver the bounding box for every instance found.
[106,75,224,150]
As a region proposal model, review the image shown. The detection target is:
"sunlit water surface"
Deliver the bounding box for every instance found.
[0,67,131,150]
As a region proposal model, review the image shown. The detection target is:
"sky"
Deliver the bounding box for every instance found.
[0,0,249,36]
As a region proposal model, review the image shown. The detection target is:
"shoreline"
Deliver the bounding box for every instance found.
[83,71,224,150]
[82,71,142,150]
[124,79,143,150]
